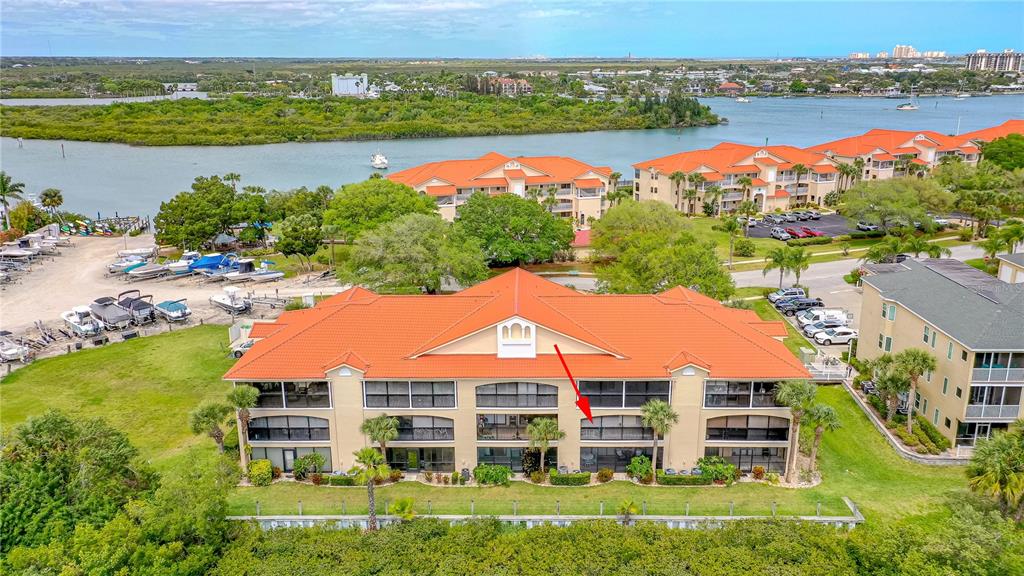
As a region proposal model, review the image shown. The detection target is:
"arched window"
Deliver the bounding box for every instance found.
[249,416,330,441]
[476,382,558,407]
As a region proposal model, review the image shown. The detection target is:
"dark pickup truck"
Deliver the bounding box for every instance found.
[776,297,825,316]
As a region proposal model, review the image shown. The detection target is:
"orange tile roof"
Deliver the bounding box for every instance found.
[807,128,964,157]
[959,146,980,154]
[634,142,834,179]
[425,185,456,197]
[248,322,284,339]
[892,147,920,155]
[751,178,768,186]
[872,153,897,161]
[911,158,928,165]
[722,165,760,174]
[812,165,838,174]
[573,178,605,188]
[388,152,608,190]
[959,119,1024,143]
[774,188,790,198]
[224,269,808,381]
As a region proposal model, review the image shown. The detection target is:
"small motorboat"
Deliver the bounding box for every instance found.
[250,267,285,283]
[108,255,146,274]
[90,297,133,330]
[371,151,389,169]
[118,246,157,258]
[166,251,201,275]
[61,305,102,337]
[0,332,31,363]
[127,262,168,280]
[155,299,192,322]
[955,93,971,100]
[222,258,257,283]
[735,97,751,103]
[0,248,34,260]
[896,102,918,111]
[188,252,225,272]
[210,286,251,314]
[116,290,157,325]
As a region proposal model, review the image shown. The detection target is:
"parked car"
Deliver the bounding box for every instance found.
[801,227,826,237]
[796,308,850,327]
[767,287,806,303]
[776,297,825,316]
[857,221,879,231]
[813,327,858,345]
[770,227,792,241]
[763,214,782,225]
[793,211,812,221]
[861,380,877,395]
[803,319,847,337]
[736,216,756,227]
[806,210,821,219]
[782,213,798,222]
[231,339,256,358]
[785,227,807,238]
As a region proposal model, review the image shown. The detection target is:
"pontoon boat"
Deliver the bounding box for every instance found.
[116,290,157,325]
[155,299,192,322]
[89,297,133,330]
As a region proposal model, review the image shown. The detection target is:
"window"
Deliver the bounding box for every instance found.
[705,415,789,441]
[962,350,968,361]
[386,447,454,472]
[249,416,330,441]
[942,377,949,395]
[881,303,887,318]
[947,342,953,360]
[878,334,884,349]
[476,382,557,408]
[923,326,930,343]
[579,380,623,407]
[579,380,670,408]
[922,398,928,414]
[251,447,332,473]
[933,408,940,425]
[956,387,963,398]
[887,304,896,321]
[581,416,653,440]
[580,446,662,473]
[396,416,454,441]
[625,381,671,407]
[252,382,330,409]
[884,336,892,352]
[944,417,951,429]
[925,370,932,382]
[477,414,549,440]
[477,447,556,473]
[704,381,781,408]
[931,331,937,348]
[365,381,455,408]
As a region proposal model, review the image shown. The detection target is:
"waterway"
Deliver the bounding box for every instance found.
[1,95,1021,218]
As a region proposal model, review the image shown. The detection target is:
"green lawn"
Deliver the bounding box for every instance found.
[227,387,966,524]
[749,298,816,357]
[0,324,235,472]
[964,257,997,276]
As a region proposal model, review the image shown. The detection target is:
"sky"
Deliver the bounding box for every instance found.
[1,1,1021,59]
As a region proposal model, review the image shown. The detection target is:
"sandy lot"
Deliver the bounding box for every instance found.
[1,234,347,338]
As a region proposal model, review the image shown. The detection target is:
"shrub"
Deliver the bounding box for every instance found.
[915,416,952,450]
[248,459,273,487]
[389,469,404,483]
[894,428,920,447]
[549,470,591,486]
[473,464,512,486]
[271,466,282,479]
[765,472,780,485]
[596,468,614,483]
[626,455,652,481]
[786,236,832,247]
[520,448,541,475]
[284,298,309,311]
[328,475,356,486]
[733,238,756,257]
[849,230,886,239]
[847,268,863,284]
[292,452,326,480]
[408,451,419,470]
[422,470,433,482]
[451,471,461,485]
[867,394,887,416]
[958,227,974,241]
[752,465,766,480]
[656,472,712,485]
[696,456,736,484]
[442,474,450,485]
[309,473,324,486]
[530,470,546,484]
[458,473,466,486]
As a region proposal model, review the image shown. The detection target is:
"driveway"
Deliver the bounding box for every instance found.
[747,214,854,239]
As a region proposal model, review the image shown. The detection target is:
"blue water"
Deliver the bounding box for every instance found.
[1,95,1021,218]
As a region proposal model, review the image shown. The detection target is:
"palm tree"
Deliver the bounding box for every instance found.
[791,164,809,203]
[736,200,758,237]
[669,171,686,212]
[360,414,399,456]
[704,185,723,216]
[763,246,791,288]
[640,399,678,472]
[774,380,817,483]
[900,235,952,259]
[0,171,26,231]
[188,402,232,453]
[999,222,1024,254]
[979,236,1008,260]
[322,223,341,268]
[852,158,866,185]
[966,424,1024,521]
[353,447,391,530]
[805,403,840,471]
[526,417,564,474]
[894,348,937,434]
[687,174,706,216]
[608,171,622,199]
[788,247,811,286]
[40,188,63,216]
[224,172,241,191]
[863,236,906,263]
[617,499,639,525]
[736,176,753,203]
[719,216,742,269]
[227,385,259,468]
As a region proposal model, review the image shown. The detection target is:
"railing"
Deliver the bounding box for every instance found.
[972,367,1024,382]
[965,404,1021,419]
[721,192,744,202]
[576,188,602,198]
[477,427,529,441]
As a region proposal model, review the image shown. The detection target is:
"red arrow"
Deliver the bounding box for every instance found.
[554,344,593,422]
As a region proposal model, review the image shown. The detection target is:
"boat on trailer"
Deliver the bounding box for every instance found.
[222,258,258,283]
[116,290,158,325]
[89,297,133,330]
[127,262,168,280]
[118,246,157,258]
[61,305,102,337]
[166,251,201,275]
[155,299,192,322]
[209,286,252,314]
[108,255,147,274]
[0,332,31,363]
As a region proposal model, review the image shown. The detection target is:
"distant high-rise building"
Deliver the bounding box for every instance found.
[921,51,947,58]
[876,51,889,59]
[966,49,1023,72]
[849,52,870,60]
[893,45,920,59]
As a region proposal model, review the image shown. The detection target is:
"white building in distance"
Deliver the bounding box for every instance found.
[330,73,369,97]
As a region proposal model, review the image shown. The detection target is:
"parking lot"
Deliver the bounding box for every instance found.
[747,213,855,240]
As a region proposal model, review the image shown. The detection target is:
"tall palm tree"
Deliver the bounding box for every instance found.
[526,417,564,474]
[224,172,242,192]
[894,348,937,434]
[999,222,1024,254]
[720,216,742,269]
[188,403,232,453]
[863,236,907,263]
[687,174,706,216]
[979,236,1008,260]
[736,176,753,202]
[640,399,678,472]
[763,246,791,288]
[704,185,723,216]
[901,235,952,259]
[788,247,811,286]
[0,171,26,231]
[227,385,259,468]
[966,424,1024,521]
[353,447,391,530]
[805,403,840,471]
[361,414,399,456]
[774,380,817,483]
[736,200,758,237]
[669,171,686,211]
[40,188,63,216]
[322,223,341,268]
[608,171,622,199]
[791,164,809,203]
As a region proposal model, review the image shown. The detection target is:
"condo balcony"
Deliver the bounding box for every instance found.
[972,353,1024,382]
[965,404,1021,419]
[576,188,603,198]
[965,384,1022,421]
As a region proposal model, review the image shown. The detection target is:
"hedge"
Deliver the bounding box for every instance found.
[473,464,512,486]
[549,470,591,486]
[656,471,712,485]
[915,416,952,450]
[248,459,273,487]
[849,230,886,239]
[786,236,832,247]
[733,238,756,257]
[328,475,357,486]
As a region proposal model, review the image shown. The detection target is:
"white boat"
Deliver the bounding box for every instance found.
[896,102,918,111]
[955,93,970,100]
[210,286,252,314]
[118,246,157,258]
[61,306,102,337]
[0,248,34,259]
[127,262,168,280]
[89,296,133,330]
[735,97,751,103]
[108,255,146,274]
[0,333,31,363]
[250,268,285,283]
[166,251,201,275]
[155,299,192,322]
[371,151,389,169]
[222,259,258,283]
